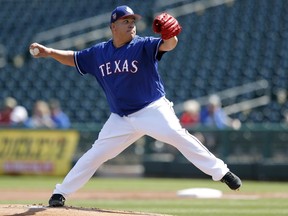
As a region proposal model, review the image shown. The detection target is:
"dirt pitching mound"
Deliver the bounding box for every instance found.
[0,204,170,216]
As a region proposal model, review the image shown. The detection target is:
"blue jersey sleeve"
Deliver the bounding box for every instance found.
[74,45,100,76]
[143,37,163,61]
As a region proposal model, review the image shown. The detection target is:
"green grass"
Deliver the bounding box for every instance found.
[0,176,287,216]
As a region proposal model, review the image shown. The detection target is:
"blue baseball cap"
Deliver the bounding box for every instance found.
[110,5,141,23]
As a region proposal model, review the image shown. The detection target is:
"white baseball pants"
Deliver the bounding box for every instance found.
[53,97,229,196]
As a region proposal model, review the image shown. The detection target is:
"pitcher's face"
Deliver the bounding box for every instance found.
[112,18,137,41]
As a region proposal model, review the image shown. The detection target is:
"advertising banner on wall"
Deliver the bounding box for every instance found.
[0,130,79,175]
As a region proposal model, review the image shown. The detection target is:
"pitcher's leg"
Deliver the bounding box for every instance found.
[134,98,229,181]
[53,114,143,196]
[156,127,229,181]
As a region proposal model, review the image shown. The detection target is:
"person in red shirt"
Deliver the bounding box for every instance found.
[0,97,17,125]
[180,100,200,128]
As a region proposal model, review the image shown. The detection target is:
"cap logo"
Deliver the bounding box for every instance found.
[112,12,117,21]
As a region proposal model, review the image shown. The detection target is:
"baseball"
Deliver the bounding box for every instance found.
[30,48,39,56]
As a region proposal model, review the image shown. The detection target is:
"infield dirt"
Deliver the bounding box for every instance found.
[0,204,171,216]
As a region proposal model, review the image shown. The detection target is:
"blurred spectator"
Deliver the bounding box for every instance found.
[0,97,18,125]
[179,100,205,144]
[10,105,28,126]
[200,94,241,129]
[180,100,200,128]
[24,100,55,128]
[49,99,71,129]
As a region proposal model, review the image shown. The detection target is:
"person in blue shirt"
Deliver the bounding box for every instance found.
[29,5,241,207]
[201,94,241,129]
[24,100,55,129]
[49,99,71,129]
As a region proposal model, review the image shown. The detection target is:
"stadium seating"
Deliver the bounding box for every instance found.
[1,0,288,124]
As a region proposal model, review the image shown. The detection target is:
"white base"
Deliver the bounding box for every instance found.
[177,188,223,199]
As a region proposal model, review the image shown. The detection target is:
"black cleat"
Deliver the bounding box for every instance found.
[48,194,66,207]
[221,171,242,190]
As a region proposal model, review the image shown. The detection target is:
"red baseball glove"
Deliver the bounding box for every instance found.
[153,13,182,40]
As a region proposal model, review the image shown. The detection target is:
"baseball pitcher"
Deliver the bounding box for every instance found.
[29,5,241,207]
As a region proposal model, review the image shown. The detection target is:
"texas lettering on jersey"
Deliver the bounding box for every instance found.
[99,59,138,77]
[75,36,165,116]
